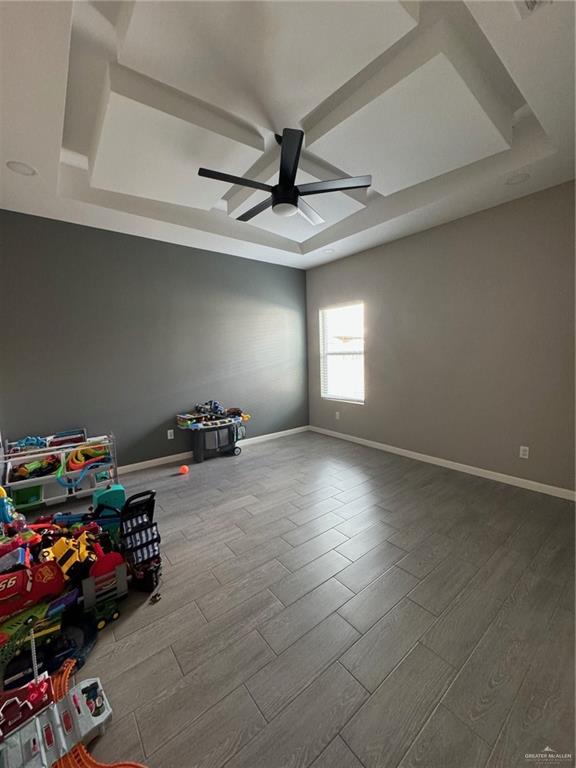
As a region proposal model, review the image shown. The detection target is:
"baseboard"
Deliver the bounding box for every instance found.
[309,426,575,501]
[241,425,310,446]
[118,450,194,475]
[117,425,310,474]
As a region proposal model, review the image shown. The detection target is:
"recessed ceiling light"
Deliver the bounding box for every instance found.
[505,172,530,186]
[323,248,335,254]
[6,160,37,176]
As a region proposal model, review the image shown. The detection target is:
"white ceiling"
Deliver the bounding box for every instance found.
[309,52,512,197]
[0,0,574,269]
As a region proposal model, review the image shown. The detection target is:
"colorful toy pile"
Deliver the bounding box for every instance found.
[0,485,162,690]
[176,400,251,430]
[9,455,62,482]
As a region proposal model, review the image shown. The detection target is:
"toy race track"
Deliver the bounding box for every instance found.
[53,661,146,768]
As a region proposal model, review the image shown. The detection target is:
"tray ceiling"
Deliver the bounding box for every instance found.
[0,0,574,268]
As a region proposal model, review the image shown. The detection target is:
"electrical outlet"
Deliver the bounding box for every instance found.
[519,445,529,459]
[335,411,340,420]
[167,429,174,440]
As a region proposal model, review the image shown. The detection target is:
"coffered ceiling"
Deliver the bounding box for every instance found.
[0,1,574,268]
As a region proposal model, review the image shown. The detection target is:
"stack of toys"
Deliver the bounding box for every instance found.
[8,455,62,483]
[0,484,162,691]
[176,400,251,430]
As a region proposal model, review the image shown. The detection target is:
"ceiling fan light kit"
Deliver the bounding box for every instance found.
[198,128,372,226]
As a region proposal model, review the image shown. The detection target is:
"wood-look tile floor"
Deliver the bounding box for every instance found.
[69,433,573,768]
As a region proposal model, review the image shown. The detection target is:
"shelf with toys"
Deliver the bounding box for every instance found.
[0,430,118,511]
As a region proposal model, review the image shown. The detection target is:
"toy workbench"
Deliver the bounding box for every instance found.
[177,401,249,463]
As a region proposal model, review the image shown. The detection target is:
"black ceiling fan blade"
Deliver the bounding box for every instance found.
[297,198,325,226]
[297,175,372,196]
[278,129,304,189]
[198,167,272,193]
[237,196,273,222]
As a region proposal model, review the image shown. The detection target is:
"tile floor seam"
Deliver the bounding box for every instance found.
[169,642,187,678]
[242,682,272,725]
[130,709,147,761]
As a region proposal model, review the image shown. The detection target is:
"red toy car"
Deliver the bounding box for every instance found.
[0,562,65,620]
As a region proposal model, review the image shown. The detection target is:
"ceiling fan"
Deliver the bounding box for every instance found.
[198,128,372,225]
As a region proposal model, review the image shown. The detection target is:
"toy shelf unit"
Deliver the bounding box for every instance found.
[1,429,118,511]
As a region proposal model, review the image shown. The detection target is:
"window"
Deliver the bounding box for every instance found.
[320,302,365,403]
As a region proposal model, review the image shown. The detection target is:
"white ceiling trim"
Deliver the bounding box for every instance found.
[0,0,573,269]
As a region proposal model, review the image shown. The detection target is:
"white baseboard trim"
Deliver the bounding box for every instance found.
[241,425,310,446]
[117,425,310,475]
[118,451,193,475]
[309,426,575,501]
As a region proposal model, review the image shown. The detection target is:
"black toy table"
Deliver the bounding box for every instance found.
[188,422,242,463]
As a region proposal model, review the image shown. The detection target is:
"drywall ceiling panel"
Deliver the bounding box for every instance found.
[234,170,365,243]
[309,53,512,197]
[90,92,262,210]
[118,1,419,129]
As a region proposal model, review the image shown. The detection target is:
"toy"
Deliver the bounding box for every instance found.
[0,532,41,559]
[10,436,48,452]
[56,447,112,491]
[52,508,121,546]
[118,492,161,593]
[66,446,111,473]
[3,615,97,690]
[0,547,30,574]
[0,589,79,686]
[89,551,124,580]
[176,400,251,429]
[92,486,125,513]
[0,562,66,621]
[0,673,54,743]
[0,497,15,526]
[176,401,250,462]
[0,654,147,767]
[82,565,128,631]
[46,535,97,582]
[0,493,29,532]
[178,465,189,475]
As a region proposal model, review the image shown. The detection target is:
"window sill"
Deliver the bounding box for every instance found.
[321,397,365,405]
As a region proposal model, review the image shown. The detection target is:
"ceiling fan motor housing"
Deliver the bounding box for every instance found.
[272,185,299,216]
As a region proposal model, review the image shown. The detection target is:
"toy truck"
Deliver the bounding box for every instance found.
[0,563,65,621]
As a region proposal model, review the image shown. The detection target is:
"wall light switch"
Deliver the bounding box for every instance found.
[167,429,174,440]
[519,445,529,459]
[335,411,340,420]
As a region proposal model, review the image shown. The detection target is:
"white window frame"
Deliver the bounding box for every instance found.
[319,302,365,405]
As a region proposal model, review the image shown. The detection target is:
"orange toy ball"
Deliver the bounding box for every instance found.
[179,465,189,475]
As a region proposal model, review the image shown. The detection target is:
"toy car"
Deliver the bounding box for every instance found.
[0,562,65,620]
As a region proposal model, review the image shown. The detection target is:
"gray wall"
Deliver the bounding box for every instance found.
[0,211,308,464]
[307,182,575,491]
